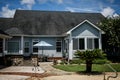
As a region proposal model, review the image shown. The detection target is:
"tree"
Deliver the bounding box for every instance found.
[99,17,120,60]
[75,49,106,72]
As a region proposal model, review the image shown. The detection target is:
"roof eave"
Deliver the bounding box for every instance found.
[0,34,12,39]
[66,19,104,34]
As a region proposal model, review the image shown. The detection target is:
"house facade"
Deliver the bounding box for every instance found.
[0,10,104,64]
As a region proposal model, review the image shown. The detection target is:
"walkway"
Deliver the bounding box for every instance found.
[0,66,44,73]
[39,62,73,75]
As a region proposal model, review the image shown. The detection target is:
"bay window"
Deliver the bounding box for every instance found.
[8,42,19,53]
[73,38,99,50]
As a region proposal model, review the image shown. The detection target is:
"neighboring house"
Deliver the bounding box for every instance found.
[0,10,104,64]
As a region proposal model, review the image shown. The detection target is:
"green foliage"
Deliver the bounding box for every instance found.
[75,49,106,72]
[53,64,120,72]
[99,17,120,49]
[75,49,106,61]
[69,59,85,64]
[93,59,111,64]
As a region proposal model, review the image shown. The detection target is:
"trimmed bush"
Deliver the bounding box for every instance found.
[93,59,111,64]
[69,59,85,64]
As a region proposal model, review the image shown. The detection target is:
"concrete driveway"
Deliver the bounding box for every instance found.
[0,75,29,80]
[0,66,45,73]
[0,66,45,80]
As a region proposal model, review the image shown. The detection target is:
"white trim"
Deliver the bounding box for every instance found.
[3,38,5,56]
[99,32,102,49]
[68,33,73,60]
[85,37,87,50]
[67,20,104,34]
[20,36,24,54]
[11,34,66,37]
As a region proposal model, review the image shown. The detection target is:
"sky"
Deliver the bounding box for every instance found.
[0,0,120,18]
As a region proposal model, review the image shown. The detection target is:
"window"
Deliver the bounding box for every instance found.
[94,38,99,49]
[72,38,99,50]
[33,41,38,53]
[56,40,62,52]
[8,42,19,53]
[24,42,29,53]
[79,38,85,50]
[87,38,93,49]
[0,39,3,53]
[73,38,78,50]
[87,38,99,49]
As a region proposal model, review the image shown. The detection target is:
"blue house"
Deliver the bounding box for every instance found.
[0,10,104,65]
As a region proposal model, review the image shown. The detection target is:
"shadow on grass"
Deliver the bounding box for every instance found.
[76,71,103,75]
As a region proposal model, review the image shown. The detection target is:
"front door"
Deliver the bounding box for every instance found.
[24,42,30,57]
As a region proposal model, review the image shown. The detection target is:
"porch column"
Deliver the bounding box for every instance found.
[20,36,24,54]
[85,37,87,50]
[99,32,102,49]
[69,33,73,60]
[3,38,6,56]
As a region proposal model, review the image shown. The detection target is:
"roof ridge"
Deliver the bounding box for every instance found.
[16,9,71,13]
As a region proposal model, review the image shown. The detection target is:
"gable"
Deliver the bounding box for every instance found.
[72,22,100,38]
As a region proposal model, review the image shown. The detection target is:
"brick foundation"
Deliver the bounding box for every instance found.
[5,55,23,66]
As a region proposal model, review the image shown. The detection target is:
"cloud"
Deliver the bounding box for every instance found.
[65,7,75,12]
[57,0,63,4]
[101,7,115,17]
[20,0,35,10]
[38,0,63,4]
[37,0,48,4]
[107,0,114,3]
[0,5,15,18]
[65,7,99,13]
[113,13,119,17]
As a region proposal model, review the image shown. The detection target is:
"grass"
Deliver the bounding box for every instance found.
[53,63,120,72]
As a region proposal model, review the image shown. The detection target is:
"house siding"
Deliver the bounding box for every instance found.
[70,22,101,58]
[5,37,63,57]
[72,22,99,38]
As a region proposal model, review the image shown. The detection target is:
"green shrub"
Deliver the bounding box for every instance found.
[69,59,85,64]
[93,59,111,64]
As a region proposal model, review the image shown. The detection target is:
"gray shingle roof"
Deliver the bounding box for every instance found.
[0,29,9,35]
[0,10,104,36]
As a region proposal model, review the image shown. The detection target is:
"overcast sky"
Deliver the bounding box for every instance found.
[0,0,119,18]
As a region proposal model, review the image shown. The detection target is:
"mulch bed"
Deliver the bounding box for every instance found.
[0,72,57,78]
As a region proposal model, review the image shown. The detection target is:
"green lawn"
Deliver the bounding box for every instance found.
[53,64,120,72]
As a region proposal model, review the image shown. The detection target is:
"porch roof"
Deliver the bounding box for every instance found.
[0,30,11,38]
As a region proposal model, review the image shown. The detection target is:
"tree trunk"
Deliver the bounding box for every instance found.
[86,60,92,72]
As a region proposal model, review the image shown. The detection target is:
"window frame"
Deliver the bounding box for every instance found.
[32,39,39,53]
[79,38,85,50]
[56,40,62,52]
[87,38,99,50]
[72,37,99,50]
[7,41,20,53]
